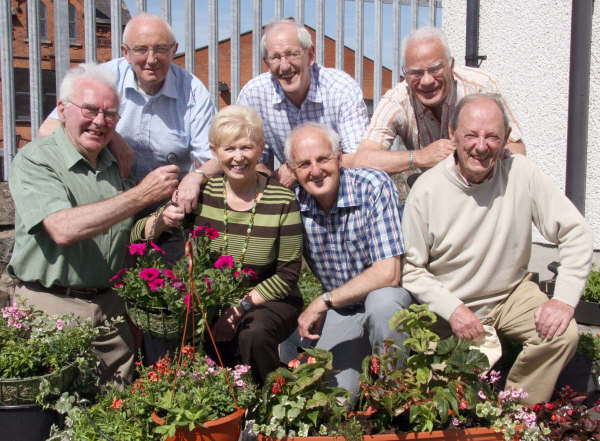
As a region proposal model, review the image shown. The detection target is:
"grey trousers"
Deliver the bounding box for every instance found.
[315,286,413,400]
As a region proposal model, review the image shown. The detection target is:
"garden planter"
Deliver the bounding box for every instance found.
[125,301,186,340]
[0,403,60,441]
[154,407,245,441]
[0,362,77,405]
[540,279,600,326]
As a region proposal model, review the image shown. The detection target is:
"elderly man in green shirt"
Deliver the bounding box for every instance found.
[7,63,179,384]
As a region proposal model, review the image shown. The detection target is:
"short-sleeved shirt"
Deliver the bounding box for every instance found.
[7,126,134,289]
[50,58,216,183]
[237,63,369,166]
[363,65,523,150]
[296,168,405,292]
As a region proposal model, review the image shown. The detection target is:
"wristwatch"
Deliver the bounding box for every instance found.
[239,298,253,312]
[322,292,333,309]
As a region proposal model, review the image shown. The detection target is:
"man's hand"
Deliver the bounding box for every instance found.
[273,163,298,189]
[534,298,574,340]
[448,304,485,340]
[297,296,329,340]
[414,139,456,169]
[177,172,205,213]
[107,134,135,179]
[213,306,243,342]
[137,165,180,205]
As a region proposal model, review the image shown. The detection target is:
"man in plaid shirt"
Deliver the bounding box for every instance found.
[284,122,412,399]
[237,18,368,189]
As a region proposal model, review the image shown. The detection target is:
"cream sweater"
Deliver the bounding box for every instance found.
[402,154,592,321]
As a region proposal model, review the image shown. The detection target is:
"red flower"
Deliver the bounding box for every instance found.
[214,255,235,269]
[271,376,286,395]
[148,278,165,291]
[114,281,125,289]
[307,357,316,364]
[110,396,123,409]
[544,403,555,411]
[288,359,301,370]
[128,243,147,256]
[242,267,258,280]
[533,404,541,412]
[181,346,195,359]
[205,227,219,239]
[150,241,166,255]
[139,268,160,281]
[370,357,380,374]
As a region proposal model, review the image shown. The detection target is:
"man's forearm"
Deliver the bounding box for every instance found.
[353,141,411,174]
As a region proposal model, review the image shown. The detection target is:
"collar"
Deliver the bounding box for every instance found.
[270,63,321,106]
[448,153,497,187]
[297,168,360,214]
[54,125,117,172]
[123,63,178,99]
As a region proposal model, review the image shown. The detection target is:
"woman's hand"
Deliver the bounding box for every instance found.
[159,196,185,229]
[213,306,244,342]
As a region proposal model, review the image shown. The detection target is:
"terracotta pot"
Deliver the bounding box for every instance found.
[258,427,503,441]
[155,407,245,441]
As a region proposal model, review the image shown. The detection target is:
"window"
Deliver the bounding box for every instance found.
[69,3,77,43]
[14,68,57,122]
[27,1,47,40]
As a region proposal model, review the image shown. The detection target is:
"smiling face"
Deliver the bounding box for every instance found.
[263,23,315,108]
[58,78,119,166]
[450,98,510,184]
[211,135,264,184]
[404,38,454,115]
[121,16,177,95]
[289,127,341,211]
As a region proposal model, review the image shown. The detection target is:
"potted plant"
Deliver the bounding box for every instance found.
[53,345,257,441]
[0,304,114,441]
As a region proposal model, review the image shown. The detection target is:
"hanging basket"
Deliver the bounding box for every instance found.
[125,301,186,340]
[0,362,77,405]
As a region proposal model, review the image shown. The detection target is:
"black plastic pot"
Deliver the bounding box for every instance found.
[0,403,59,441]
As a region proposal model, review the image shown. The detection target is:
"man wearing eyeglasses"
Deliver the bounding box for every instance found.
[8,64,180,384]
[237,18,368,189]
[39,13,219,204]
[354,27,524,197]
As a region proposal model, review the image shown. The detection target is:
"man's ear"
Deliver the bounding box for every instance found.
[503,126,512,146]
[57,100,67,123]
[121,44,129,60]
[448,124,455,140]
[307,46,316,67]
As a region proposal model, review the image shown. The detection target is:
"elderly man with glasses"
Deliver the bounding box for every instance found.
[8,63,180,384]
[237,18,368,189]
[354,27,525,198]
[39,13,220,207]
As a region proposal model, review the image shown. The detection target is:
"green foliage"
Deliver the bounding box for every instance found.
[583,264,600,303]
[298,266,323,308]
[252,348,351,438]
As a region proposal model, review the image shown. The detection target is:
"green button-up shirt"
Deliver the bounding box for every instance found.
[7,126,134,289]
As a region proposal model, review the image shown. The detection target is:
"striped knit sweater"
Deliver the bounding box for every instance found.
[132,174,303,302]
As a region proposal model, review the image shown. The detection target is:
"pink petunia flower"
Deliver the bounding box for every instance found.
[162,269,176,280]
[214,255,235,269]
[109,268,127,282]
[190,225,206,238]
[114,281,125,289]
[147,278,165,291]
[205,227,219,240]
[203,276,212,293]
[140,268,160,281]
[234,271,241,279]
[128,243,147,256]
[55,319,64,330]
[242,267,258,280]
[150,241,166,255]
[170,280,187,293]
[184,294,191,311]
[478,391,487,400]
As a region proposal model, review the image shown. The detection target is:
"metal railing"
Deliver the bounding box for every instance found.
[1,0,441,180]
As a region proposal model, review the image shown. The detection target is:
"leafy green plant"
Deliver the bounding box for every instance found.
[583,264,600,303]
[298,266,323,308]
[252,348,351,438]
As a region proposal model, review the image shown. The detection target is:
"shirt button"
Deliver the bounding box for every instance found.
[167,153,178,164]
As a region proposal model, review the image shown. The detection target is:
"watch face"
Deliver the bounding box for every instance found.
[240,299,252,312]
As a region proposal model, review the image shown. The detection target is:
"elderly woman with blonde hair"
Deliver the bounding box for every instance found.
[131,104,303,384]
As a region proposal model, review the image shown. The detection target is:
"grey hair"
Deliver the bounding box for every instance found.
[284,122,340,167]
[122,13,176,45]
[450,93,510,133]
[261,17,313,59]
[401,26,451,67]
[59,63,119,105]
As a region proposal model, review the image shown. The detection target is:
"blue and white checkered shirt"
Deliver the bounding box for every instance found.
[237,63,369,166]
[296,168,405,292]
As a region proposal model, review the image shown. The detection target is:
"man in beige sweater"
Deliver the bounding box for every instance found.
[402,93,592,405]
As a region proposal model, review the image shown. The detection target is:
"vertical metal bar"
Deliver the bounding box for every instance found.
[465,0,480,67]
[335,0,344,70]
[111,0,122,58]
[355,0,364,88]
[565,0,593,214]
[410,0,417,32]
[296,0,305,25]
[316,0,325,66]
[252,0,262,77]
[373,0,382,109]
[428,0,436,26]
[208,0,219,106]
[84,0,97,64]
[231,0,241,101]
[186,0,196,74]
[28,0,43,137]
[392,0,401,85]
[274,0,283,19]
[1,0,16,179]
[162,0,172,25]
[136,0,147,14]
[54,0,70,90]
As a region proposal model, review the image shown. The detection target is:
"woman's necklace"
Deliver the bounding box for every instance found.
[222,175,260,267]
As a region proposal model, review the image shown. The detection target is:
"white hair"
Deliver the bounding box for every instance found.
[401,26,451,67]
[284,122,340,167]
[122,13,176,45]
[59,63,118,105]
[261,17,313,59]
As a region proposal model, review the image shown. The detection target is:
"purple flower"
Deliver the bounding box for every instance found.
[478,391,487,400]
[128,243,147,256]
[139,268,160,281]
[55,319,64,330]
[205,356,216,367]
[170,280,187,293]
[214,256,235,269]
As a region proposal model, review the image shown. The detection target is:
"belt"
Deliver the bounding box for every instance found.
[18,281,107,299]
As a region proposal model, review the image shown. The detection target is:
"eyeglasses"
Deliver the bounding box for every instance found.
[294,153,335,171]
[124,43,176,57]
[403,61,447,79]
[266,49,305,65]
[68,101,120,125]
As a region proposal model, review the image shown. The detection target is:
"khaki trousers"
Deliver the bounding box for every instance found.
[15,284,135,385]
[488,278,579,405]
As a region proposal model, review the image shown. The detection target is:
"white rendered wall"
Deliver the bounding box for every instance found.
[443,1,600,249]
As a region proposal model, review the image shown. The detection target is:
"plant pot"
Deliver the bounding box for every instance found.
[257,427,503,441]
[0,403,60,441]
[574,300,600,326]
[0,362,77,405]
[125,301,186,340]
[154,407,245,441]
